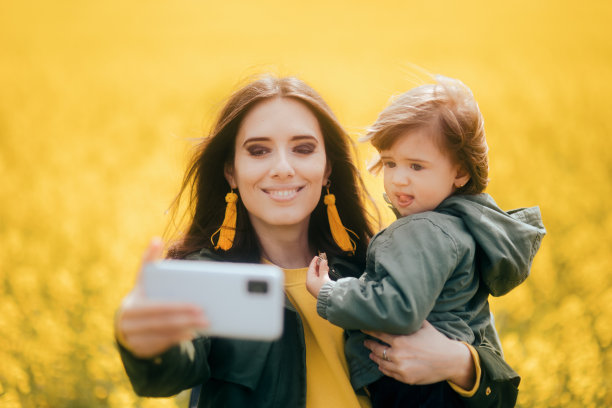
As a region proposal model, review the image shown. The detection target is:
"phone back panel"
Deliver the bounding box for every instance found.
[143,260,284,340]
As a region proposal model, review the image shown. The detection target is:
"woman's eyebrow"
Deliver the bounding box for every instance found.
[242,137,270,146]
[242,135,319,146]
[291,135,319,142]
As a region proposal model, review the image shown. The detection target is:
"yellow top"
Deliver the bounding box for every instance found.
[282,266,371,408]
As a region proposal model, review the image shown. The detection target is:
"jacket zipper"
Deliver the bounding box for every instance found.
[328,266,342,281]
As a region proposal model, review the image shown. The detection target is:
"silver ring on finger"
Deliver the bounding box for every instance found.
[382,348,390,362]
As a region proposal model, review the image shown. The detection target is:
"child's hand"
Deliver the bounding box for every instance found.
[306,254,331,298]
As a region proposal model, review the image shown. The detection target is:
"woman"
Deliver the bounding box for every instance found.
[115,75,519,407]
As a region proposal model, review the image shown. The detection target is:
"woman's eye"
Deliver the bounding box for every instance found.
[410,163,423,171]
[247,145,270,156]
[294,143,316,154]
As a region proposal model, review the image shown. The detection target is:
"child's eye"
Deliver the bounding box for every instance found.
[383,161,396,168]
[247,145,270,156]
[410,163,423,171]
[294,143,316,154]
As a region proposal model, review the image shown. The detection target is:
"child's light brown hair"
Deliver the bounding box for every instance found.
[363,75,489,195]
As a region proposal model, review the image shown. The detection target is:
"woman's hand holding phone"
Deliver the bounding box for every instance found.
[114,238,209,359]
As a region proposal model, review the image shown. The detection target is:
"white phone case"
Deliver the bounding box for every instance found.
[143,260,284,340]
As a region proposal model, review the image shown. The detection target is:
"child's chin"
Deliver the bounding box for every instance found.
[397,208,414,217]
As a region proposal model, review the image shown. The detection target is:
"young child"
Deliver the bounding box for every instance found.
[306,76,546,407]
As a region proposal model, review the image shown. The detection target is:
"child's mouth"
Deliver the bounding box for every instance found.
[396,194,414,206]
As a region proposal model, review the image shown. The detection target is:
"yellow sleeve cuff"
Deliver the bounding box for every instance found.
[447,342,481,398]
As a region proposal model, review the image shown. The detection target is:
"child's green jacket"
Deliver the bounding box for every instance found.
[317,194,546,391]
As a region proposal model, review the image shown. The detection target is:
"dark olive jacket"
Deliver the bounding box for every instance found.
[318,194,545,391]
[118,248,521,407]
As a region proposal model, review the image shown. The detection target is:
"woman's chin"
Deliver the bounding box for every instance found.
[251,211,312,231]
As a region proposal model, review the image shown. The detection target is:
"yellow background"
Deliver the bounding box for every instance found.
[1,1,611,406]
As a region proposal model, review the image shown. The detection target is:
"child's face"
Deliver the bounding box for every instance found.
[380,128,469,217]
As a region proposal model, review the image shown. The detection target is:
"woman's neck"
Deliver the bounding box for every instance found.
[255,224,315,269]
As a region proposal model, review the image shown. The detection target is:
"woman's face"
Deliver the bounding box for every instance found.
[225,97,330,235]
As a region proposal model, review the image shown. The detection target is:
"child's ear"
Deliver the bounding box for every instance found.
[224,162,237,189]
[454,166,471,189]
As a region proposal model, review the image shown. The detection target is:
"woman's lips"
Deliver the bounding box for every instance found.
[263,187,303,201]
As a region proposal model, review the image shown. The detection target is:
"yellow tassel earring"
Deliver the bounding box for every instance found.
[323,183,357,254]
[211,190,238,251]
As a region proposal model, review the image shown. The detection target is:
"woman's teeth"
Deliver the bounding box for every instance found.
[268,188,299,198]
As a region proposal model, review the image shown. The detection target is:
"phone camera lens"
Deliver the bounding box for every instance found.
[247,280,268,294]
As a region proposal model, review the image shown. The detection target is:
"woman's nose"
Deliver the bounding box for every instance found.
[270,152,295,178]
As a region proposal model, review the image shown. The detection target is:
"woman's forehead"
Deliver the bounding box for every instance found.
[236,97,322,143]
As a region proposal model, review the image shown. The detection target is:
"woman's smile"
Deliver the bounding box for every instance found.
[262,186,305,202]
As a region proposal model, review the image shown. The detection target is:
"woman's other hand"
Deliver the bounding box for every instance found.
[363,320,476,389]
[306,255,331,298]
[114,237,209,359]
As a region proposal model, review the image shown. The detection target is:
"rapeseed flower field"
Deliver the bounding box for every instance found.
[1,1,610,406]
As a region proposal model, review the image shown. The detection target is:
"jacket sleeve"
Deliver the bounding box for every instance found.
[318,218,462,334]
[117,336,212,397]
[461,344,520,407]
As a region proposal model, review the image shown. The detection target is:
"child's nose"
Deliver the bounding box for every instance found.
[392,169,410,186]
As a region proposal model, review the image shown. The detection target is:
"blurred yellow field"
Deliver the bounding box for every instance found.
[1,1,611,407]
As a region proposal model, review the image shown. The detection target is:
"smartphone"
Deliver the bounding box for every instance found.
[143,260,284,340]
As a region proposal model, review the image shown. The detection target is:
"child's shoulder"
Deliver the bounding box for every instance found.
[381,211,470,240]
[369,212,475,255]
